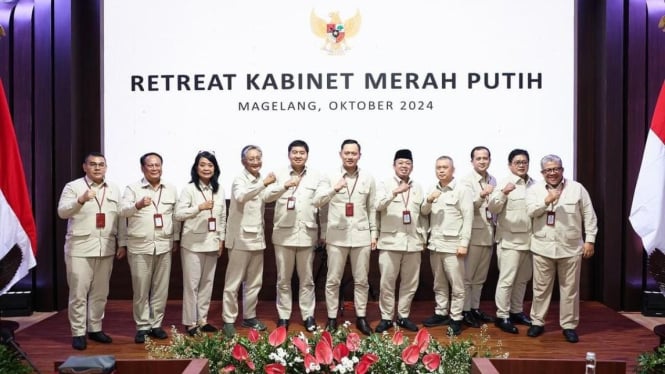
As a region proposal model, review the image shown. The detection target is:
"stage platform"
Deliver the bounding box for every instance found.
[13,300,658,373]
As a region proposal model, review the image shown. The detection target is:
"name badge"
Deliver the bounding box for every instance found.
[154,213,163,228]
[208,217,217,232]
[485,208,492,220]
[546,211,556,226]
[402,210,412,224]
[287,196,296,210]
[96,213,106,228]
[345,202,354,217]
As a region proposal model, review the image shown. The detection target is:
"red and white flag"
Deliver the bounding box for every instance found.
[0,78,37,295]
[630,80,665,255]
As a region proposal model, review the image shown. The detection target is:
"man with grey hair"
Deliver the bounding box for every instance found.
[222,145,276,337]
[525,154,597,343]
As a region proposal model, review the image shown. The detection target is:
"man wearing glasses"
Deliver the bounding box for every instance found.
[57,152,126,350]
[120,152,180,343]
[525,154,597,343]
[488,149,534,334]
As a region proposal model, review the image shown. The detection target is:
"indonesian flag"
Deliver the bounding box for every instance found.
[0,78,37,295]
[630,80,665,255]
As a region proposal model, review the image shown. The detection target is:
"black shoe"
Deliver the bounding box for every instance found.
[471,308,495,323]
[562,329,579,343]
[509,312,532,325]
[527,325,545,337]
[396,317,419,332]
[135,330,149,344]
[277,319,289,330]
[374,319,393,333]
[356,317,372,336]
[242,318,267,331]
[87,331,112,344]
[326,318,337,332]
[495,318,518,334]
[149,327,168,339]
[200,323,218,332]
[462,311,480,328]
[423,314,451,327]
[448,320,462,336]
[72,336,87,350]
[304,316,317,332]
[186,326,200,336]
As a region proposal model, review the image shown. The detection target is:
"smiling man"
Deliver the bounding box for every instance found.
[221,145,276,337]
[488,149,534,334]
[120,152,180,343]
[57,152,126,350]
[265,140,327,332]
[314,139,378,335]
[525,154,597,343]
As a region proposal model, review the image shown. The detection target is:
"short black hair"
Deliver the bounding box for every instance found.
[470,146,491,160]
[507,149,529,163]
[189,151,221,193]
[288,140,309,153]
[340,139,361,152]
[140,152,163,166]
[83,152,105,164]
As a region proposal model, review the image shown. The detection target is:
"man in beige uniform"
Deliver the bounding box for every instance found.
[57,152,126,350]
[265,140,327,331]
[374,149,427,333]
[488,149,534,334]
[421,156,473,336]
[120,152,179,343]
[461,146,496,327]
[222,145,276,337]
[525,154,597,343]
[314,139,377,335]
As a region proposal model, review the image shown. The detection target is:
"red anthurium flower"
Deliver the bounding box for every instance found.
[247,360,255,371]
[269,326,287,347]
[356,360,371,374]
[360,353,379,364]
[423,353,441,372]
[392,330,404,345]
[346,332,361,352]
[291,336,309,354]
[414,328,430,353]
[332,342,350,363]
[401,345,420,366]
[222,365,235,373]
[315,340,333,365]
[248,328,260,343]
[304,354,318,371]
[232,344,249,361]
[264,363,286,374]
[321,330,333,348]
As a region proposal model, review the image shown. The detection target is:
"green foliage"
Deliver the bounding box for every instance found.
[0,344,32,374]
[637,344,665,374]
[146,322,507,374]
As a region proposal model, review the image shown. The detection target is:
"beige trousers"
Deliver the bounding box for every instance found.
[65,255,114,336]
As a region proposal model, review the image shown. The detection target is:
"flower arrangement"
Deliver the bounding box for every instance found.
[146,321,507,374]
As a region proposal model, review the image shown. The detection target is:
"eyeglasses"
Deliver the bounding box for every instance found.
[198,150,216,155]
[541,167,563,174]
[512,160,529,166]
[87,162,106,168]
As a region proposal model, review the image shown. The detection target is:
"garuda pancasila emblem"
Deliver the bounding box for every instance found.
[310,9,361,55]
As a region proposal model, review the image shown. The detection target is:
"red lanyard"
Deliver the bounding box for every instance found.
[85,177,106,213]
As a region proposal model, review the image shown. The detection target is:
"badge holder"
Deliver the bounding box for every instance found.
[345,202,354,217]
[402,210,412,224]
[96,213,106,228]
[154,213,163,228]
[208,217,217,232]
[546,211,556,226]
[287,196,296,210]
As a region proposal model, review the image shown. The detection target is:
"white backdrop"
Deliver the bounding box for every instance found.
[103,0,575,191]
